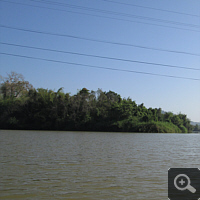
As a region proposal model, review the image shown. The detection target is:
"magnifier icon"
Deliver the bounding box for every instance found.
[174,174,196,193]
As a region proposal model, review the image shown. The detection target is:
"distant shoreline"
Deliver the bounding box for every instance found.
[0,72,197,133]
[0,128,197,134]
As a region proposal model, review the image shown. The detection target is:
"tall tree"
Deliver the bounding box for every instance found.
[0,72,33,99]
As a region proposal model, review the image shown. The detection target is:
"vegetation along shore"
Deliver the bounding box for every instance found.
[0,72,197,133]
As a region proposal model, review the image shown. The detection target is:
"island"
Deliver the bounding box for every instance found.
[0,72,197,133]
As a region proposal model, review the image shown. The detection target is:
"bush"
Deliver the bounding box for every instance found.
[179,125,188,133]
[134,122,181,133]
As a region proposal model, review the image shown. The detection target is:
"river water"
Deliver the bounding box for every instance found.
[0,130,199,199]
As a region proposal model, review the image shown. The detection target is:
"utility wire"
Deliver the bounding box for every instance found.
[100,0,200,18]
[28,0,200,29]
[1,42,200,71]
[0,52,199,81]
[1,25,200,57]
[1,0,200,32]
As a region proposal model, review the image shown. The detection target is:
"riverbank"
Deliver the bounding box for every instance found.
[0,80,193,133]
[0,121,189,133]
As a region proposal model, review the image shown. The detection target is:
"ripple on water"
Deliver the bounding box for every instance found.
[0,130,199,200]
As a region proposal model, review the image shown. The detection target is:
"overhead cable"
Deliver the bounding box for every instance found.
[1,25,200,57]
[0,52,200,81]
[100,0,200,18]
[1,0,200,32]
[1,42,200,71]
[28,0,200,29]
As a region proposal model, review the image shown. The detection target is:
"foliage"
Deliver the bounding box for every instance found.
[193,124,200,132]
[134,122,182,133]
[0,71,33,99]
[0,72,193,133]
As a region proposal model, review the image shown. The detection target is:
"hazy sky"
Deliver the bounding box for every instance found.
[0,0,200,122]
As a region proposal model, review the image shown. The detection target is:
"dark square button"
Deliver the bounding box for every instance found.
[168,168,200,200]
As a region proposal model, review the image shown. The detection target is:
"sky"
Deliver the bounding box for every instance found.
[0,0,200,122]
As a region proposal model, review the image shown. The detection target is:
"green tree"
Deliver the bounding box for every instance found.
[0,73,193,133]
[164,112,173,123]
[193,124,200,132]
[0,72,33,99]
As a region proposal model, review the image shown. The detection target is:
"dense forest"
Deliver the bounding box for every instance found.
[0,72,194,133]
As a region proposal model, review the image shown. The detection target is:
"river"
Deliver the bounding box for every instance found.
[0,130,199,199]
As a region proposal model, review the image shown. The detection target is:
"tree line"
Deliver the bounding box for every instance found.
[0,72,193,133]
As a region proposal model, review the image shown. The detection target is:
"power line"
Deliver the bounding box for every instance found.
[28,0,200,29]
[99,0,200,18]
[1,25,200,57]
[0,52,199,81]
[1,42,200,71]
[1,0,200,32]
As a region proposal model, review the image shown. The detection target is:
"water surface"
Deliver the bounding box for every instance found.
[0,130,199,199]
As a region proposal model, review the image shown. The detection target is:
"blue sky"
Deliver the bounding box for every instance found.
[0,0,200,122]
